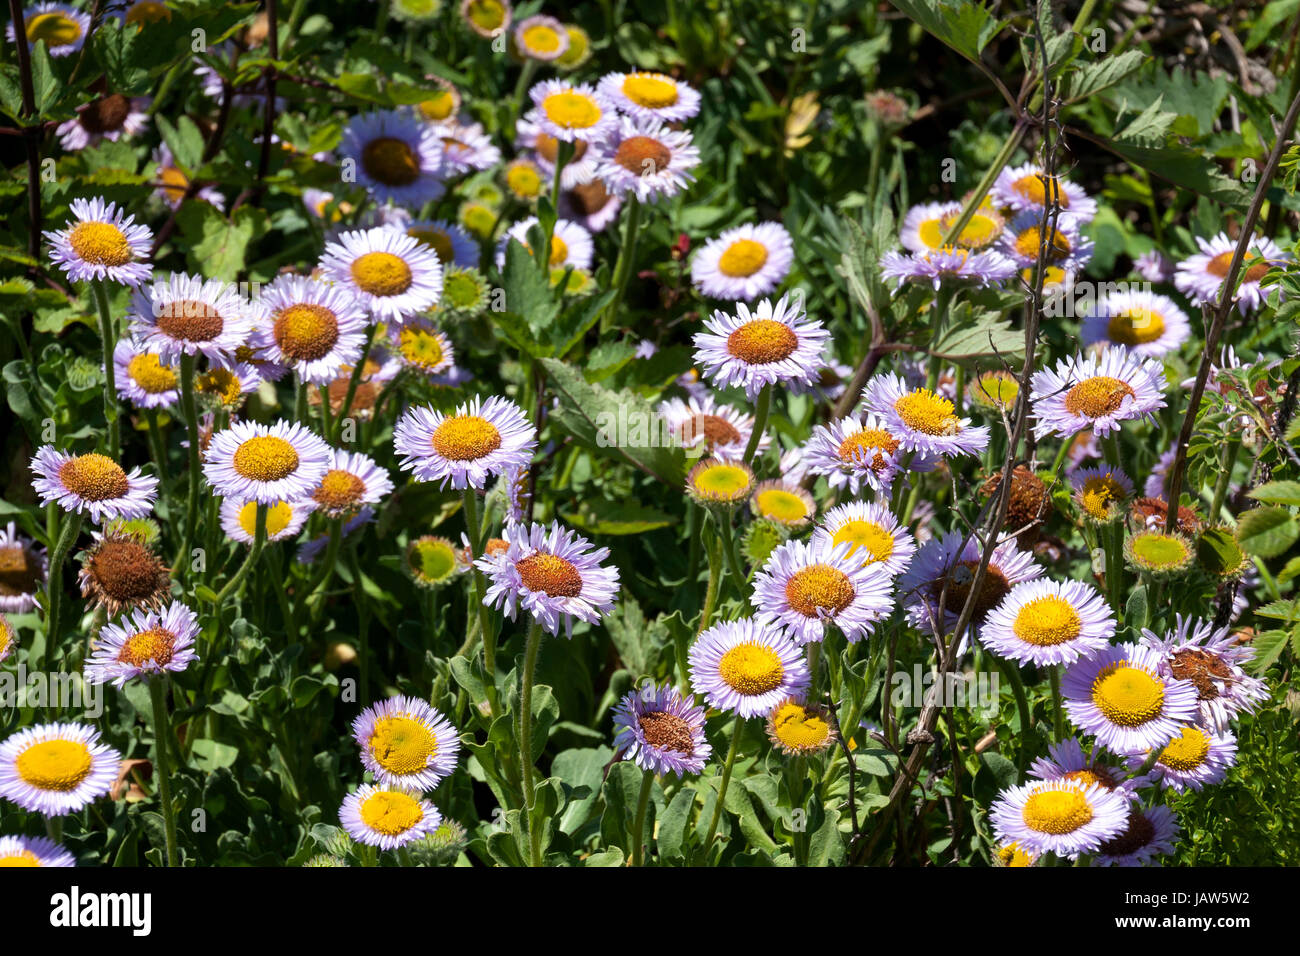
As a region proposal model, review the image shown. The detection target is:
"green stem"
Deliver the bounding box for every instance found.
[149,677,180,866]
[994,656,1032,782]
[601,195,642,333]
[463,488,500,718]
[1209,440,1240,522]
[91,280,120,458]
[940,122,1027,246]
[179,353,202,571]
[696,533,722,638]
[1050,665,1065,742]
[41,510,84,668]
[215,503,268,604]
[333,325,379,443]
[631,768,654,866]
[743,384,771,465]
[703,713,744,855]
[519,616,544,867]
[1101,433,1125,614]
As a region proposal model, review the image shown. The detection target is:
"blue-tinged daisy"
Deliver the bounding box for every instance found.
[255,274,369,385]
[340,784,441,850]
[990,778,1128,860]
[0,722,121,816]
[999,211,1094,284]
[1070,466,1134,524]
[981,578,1115,667]
[497,216,594,272]
[203,420,331,505]
[693,294,828,401]
[1030,346,1166,441]
[6,3,90,56]
[298,507,374,565]
[1093,804,1179,867]
[899,200,1004,253]
[460,0,511,38]
[219,498,312,545]
[879,246,1017,290]
[1127,724,1237,793]
[801,412,923,497]
[30,447,158,523]
[0,834,75,867]
[657,393,766,458]
[813,500,916,578]
[992,163,1097,223]
[112,338,178,409]
[1080,290,1191,358]
[397,217,479,268]
[862,372,990,460]
[352,695,461,790]
[45,197,153,287]
[751,537,894,645]
[309,449,392,519]
[0,521,47,614]
[597,70,702,123]
[751,480,815,530]
[612,684,711,777]
[430,118,501,175]
[689,619,810,718]
[393,395,536,490]
[475,521,620,638]
[691,222,794,300]
[1134,249,1173,282]
[56,93,149,151]
[1139,615,1268,733]
[500,462,531,525]
[129,272,254,364]
[1028,736,1136,799]
[84,601,199,688]
[514,14,568,61]
[320,227,444,324]
[594,115,700,204]
[340,109,445,208]
[1174,232,1288,315]
[897,530,1042,634]
[526,79,617,143]
[1061,642,1199,755]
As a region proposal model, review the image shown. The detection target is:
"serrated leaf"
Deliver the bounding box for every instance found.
[1248,481,1300,506]
[1236,506,1300,558]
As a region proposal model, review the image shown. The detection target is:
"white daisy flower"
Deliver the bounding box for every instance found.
[516,116,599,190]
[319,227,444,324]
[30,446,158,523]
[390,319,455,378]
[750,480,816,529]
[1080,289,1191,358]
[656,393,768,458]
[692,294,829,400]
[393,395,537,490]
[800,412,930,497]
[84,601,199,687]
[813,500,916,578]
[202,419,331,505]
[1139,615,1268,733]
[219,498,313,544]
[254,274,369,385]
[594,114,700,204]
[309,449,392,519]
[992,163,1098,222]
[112,338,179,409]
[6,3,90,57]
[897,530,1042,634]
[1173,232,1289,315]
[339,109,446,208]
[0,521,47,614]
[0,834,75,867]
[351,695,461,790]
[751,537,895,645]
[430,118,501,175]
[999,210,1094,281]
[129,272,255,364]
[496,216,594,272]
[460,0,511,38]
[1126,724,1237,793]
[56,93,149,151]
[862,372,990,460]
[690,221,794,300]
[340,784,442,850]
[596,70,702,123]
[0,722,121,816]
[44,197,153,287]
[981,578,1115,667]
[526,79,618,143]
[514,14,569,61]
[1029,346,1167,440]
[990,779,1128,860]
[688,620,810,718]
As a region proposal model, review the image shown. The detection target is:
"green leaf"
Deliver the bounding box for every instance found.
[888,0,1002,64]
[1198,528,1248,579]
[561,498,676,536]
[1245,630,1289,674]
[1236,506,1300,558]
[657,787,695,863]
[1248,481,1300,506]
[175,204,269,280]
[1060,49,1146,102]
[929,305,1024,363]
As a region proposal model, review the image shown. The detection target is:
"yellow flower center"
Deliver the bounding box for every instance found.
[837,428,899,470]
[117,625,175,667]
[158,165,189,204]
[505,162,543,198]
[0,543,41,596]
[522,24,562,54]
[369,715,436,775]
[351,251,413,297]
[614,136,671,175]
[894,390,961,436]
[155,298,224,342]
[68,221,131,266]
[691,463,751,501]
[418,91,457,122]
[755,488,808,524]
[1012,172,1070,208]
[58,453,129,501]
[1206,251,1271,283]
[1063,376,1135,418]
[406,227,454,264]
[232,435,300,482]
[238,500,295,538]
[972,372,1019,408]
[126,353,177,394]
[430,415,502,461]
[126,1,171,25]
[1080,474,1126,520]
[784,564,855,618]
[547,234,568,267]
[1021,788,1093,834]
[1106,309,1165,346]
[460,203,496,239]
[465,0,507,31]
[718,643,785,696]
[622,73,680,109]
[398,328,447,370]
[1157,725,1211,772]
[409,537,458,581]
[726,318,797,364]
[1012,595,1082,646]
[717,238,769,277]
[515,553,583,597]
[361,136,421,187]
[1091,663,1165,727]
[832,520,895,565]
[0,850,40,867]
[15,739,93,792]
[769,700,831,751]
[196,367,246,405]
[542,91,602,129]
[274,303,339,361]
[1013,225,1072,262]
[313,470,365,512]
[26,12,82,45]
[998,842,1035,867]
[359,789,425,835]
[1130,531,1191,569]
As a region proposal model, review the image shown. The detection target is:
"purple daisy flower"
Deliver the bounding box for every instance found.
[612,684,712,777]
